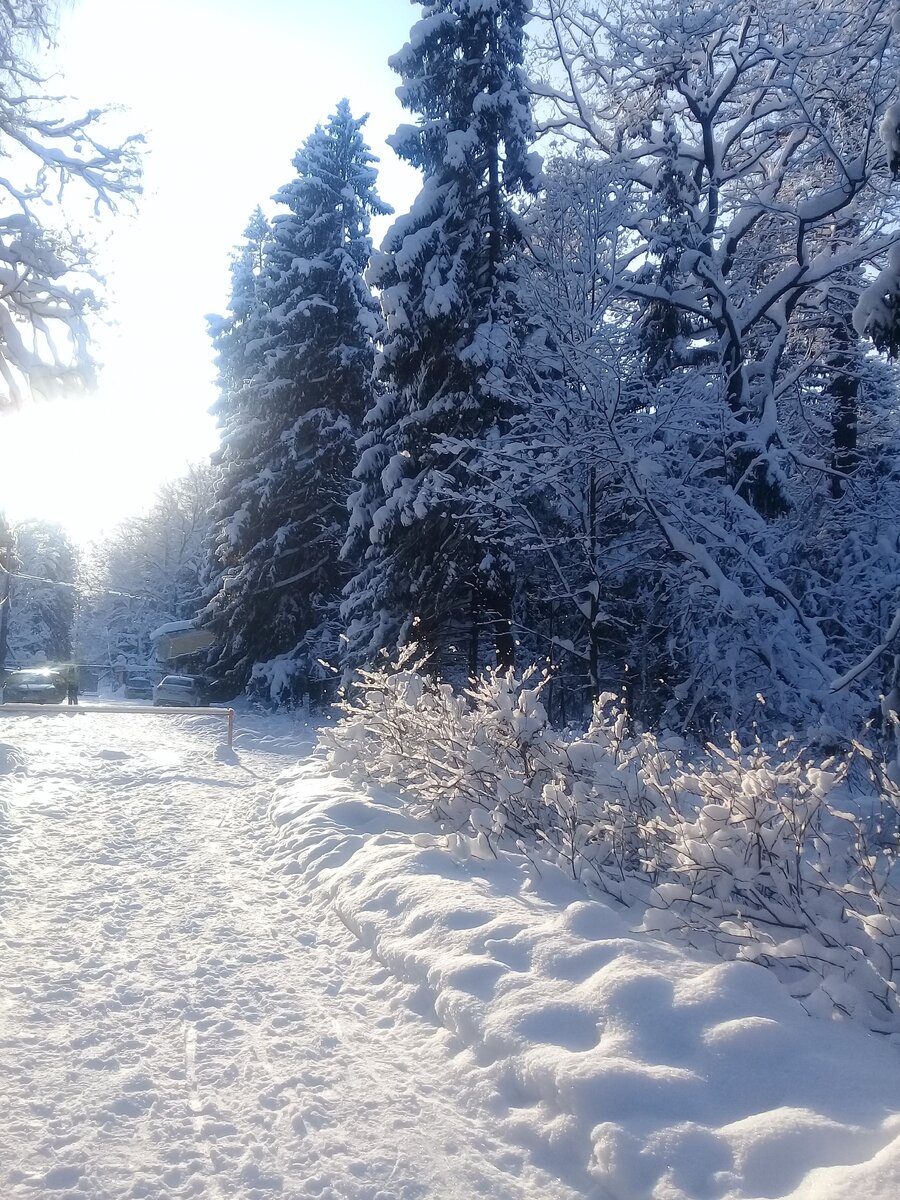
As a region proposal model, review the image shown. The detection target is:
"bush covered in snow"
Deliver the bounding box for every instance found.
[327,655,900,1037]
[248,647,339,711]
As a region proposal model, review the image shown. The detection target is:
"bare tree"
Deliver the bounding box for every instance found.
[507,0,900,727]
[0,0,142,409]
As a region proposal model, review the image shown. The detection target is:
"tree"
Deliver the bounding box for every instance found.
[513,0,900,729]
[0,512,14,671]
[342,0,541,675]
[496,154,657,715]
[204,102,388,700]
[0,0,141,409]
[79,466,215,672]
[3,520,76,665]
[203,207,272,642]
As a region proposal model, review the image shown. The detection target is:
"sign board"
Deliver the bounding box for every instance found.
[156,628,215,661]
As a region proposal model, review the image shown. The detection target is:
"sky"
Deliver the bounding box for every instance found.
[0,0,420,544]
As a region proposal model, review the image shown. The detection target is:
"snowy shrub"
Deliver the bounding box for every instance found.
[249,647,338,711]
[328,653,677,903]
[331,649,558,840]
[644,742,900,1035]
[327,658,900,1036]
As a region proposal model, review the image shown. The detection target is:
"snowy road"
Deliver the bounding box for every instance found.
[0,711,577,1200]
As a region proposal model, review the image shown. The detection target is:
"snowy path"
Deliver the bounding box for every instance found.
[0,712,578,1200]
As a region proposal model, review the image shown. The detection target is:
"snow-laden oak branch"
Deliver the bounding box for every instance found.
[0,1,142,409]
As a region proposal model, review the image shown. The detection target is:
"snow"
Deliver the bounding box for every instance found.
[148,619,196,641]
[270,760,900,1200]
[0,711,577,1200]
[3,709,900,1199]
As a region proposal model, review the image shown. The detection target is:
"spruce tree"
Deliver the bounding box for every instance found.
[205,103,387,699]
[635,119,698,385]
[207,205,271,556]
[203,208,272,694]
[342,0,540,674]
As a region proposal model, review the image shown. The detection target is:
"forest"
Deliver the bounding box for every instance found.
[201,0,900,741]
[8,6,900,1192]
[5,0,900,744]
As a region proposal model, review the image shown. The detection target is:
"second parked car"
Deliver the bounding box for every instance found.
[152,675,204,707]
[124,676,153,700]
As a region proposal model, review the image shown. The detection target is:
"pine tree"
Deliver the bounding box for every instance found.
[208,208,271,540]
[342,0,540,675]
[634,119,699,385]
[203,207,272,692]
[205,103,387,700]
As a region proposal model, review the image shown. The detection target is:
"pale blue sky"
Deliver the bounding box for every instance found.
[3,0,420,541]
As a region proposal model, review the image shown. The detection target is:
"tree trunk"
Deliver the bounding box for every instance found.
[0,567,11,674]
[829,327,860,500]
[468,585,480,679]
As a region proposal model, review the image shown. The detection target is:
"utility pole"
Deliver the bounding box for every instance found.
[0,527,13,676]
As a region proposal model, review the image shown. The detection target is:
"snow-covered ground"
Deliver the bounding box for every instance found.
[1,709,900,1199]
[270,764,900,1200]
[0,711,577,1200]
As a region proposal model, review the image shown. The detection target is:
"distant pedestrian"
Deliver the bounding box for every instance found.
[65,668,78,706]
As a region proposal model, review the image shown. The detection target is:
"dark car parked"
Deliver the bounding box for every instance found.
[124,676,153,700]
[1,668,67,704]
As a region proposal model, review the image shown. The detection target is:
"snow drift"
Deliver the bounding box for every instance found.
[269,763,900,1200]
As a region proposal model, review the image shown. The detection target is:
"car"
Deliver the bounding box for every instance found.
[124,676,153,700]
[1,668,67,705]
[152,675,204,707]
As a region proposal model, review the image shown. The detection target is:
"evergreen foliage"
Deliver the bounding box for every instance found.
[202,208,273,692]
[204,102,387,700]
[200,0,900,733]
[342,0,540,674]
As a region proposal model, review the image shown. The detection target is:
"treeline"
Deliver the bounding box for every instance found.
[0,517,76,669]
[200,0,900,735]
[0,469,215,677]
[77,466,216,671]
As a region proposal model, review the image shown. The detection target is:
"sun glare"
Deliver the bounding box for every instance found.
[1,367,217,544]
[0,0,417,546]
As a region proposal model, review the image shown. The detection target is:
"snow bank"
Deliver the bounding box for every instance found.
[269,764,900,1200]
[0,742,25,778]
[0,740,26,835]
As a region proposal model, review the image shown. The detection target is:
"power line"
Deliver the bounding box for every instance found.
[0,560,157,602]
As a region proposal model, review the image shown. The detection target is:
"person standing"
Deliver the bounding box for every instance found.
[65,665,78,706]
